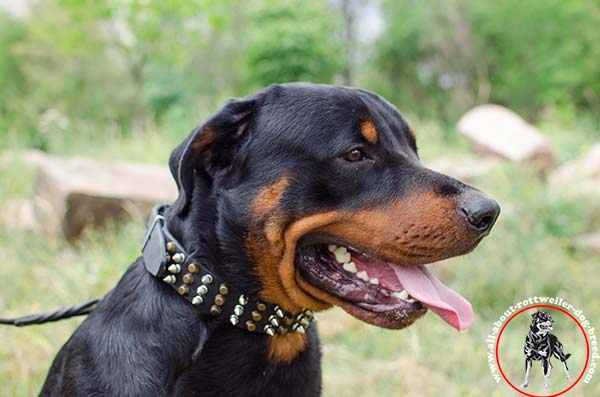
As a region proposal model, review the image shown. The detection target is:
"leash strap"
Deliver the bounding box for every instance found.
[141,204,315,336]
[0,298,100,327]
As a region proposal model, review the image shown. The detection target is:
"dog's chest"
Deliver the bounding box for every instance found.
[528,331,552,359]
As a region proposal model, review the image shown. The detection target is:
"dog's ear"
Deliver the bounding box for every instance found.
[532,312,540,319]
[169,96,258,216]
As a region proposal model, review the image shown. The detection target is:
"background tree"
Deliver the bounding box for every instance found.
[243,0,342,88]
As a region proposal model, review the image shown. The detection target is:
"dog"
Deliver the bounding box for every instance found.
[521,311,571,389]
[40,83,499,396]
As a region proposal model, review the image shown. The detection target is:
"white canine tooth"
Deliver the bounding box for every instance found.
[333,246,351,263]
[342,261,357,273]
[369,278,379,285]
[328,244,338,253]
[356,271,369,281]
[392,290,410,301]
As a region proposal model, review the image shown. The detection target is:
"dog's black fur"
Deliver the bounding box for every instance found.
[522,311,571,389]
[41,83,498,396]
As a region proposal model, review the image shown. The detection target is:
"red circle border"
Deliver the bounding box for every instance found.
[494,304,590,397]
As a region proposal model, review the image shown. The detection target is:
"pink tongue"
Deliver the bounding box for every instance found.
[390,265,473,331]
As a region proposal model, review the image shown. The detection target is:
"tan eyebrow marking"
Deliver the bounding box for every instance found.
[360,120,378,144]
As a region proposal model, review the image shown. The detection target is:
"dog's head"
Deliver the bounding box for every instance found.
[168,83,499,333]
[531,311,554,333]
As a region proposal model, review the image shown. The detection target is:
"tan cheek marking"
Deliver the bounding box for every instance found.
[247,176,299,313]
[360,120,378,144]
[267,333,307,364]
[252,177,290,218]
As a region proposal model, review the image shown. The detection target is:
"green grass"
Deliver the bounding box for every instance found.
[1,116,599,396]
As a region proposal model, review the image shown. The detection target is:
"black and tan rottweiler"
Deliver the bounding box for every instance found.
[41,83,499,396]
[522,311,572,390]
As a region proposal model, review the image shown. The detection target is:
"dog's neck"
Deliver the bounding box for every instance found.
[165,190,261,295]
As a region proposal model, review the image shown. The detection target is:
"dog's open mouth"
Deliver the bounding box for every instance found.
[295,239,473,331]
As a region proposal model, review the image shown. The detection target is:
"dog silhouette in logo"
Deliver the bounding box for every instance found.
[521,311,571,389]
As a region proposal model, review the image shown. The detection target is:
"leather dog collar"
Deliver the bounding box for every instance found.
[141,204,314,336]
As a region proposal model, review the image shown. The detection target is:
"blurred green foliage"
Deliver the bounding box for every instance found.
[1,0,599,152]
[372,0,600,123]
[244,0,341,88]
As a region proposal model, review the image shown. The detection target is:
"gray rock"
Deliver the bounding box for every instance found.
[549,143,600,197]
[457,104,556,173]
[32,154,177,239]
[1,199,38,231]
[573,232,600,254]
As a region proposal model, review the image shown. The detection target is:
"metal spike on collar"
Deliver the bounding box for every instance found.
[269,315,280,328]
[292,323,306,334]
[234,305,244,316]
[168,264,181,274]
[201,274,213,285]
[192,296,203,305]
[264,325,275,336]
[299,316,311,328]
[172,253,185,263]
[162,275,176,284]
[197,285,208,295]
[274,306,284,318]
[230,315,239,325]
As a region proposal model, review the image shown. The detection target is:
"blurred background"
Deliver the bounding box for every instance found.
[1,0,600,396]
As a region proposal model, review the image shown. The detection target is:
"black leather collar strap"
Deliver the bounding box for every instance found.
[141,205,315,336]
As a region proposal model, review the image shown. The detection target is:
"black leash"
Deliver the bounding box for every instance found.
[0,298,100,327]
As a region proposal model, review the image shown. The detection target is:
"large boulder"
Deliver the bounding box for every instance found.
[457,104,556,173]
[549,143,600,197]
[32,153,177,239]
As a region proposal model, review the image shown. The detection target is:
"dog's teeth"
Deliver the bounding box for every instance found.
[392,290,410,301]
[328,244,338,253]
[342,261,357,273]
[356,271,369,281]
[369,278,379,285]
[333,246,351,263]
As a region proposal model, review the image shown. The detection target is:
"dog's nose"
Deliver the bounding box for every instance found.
[459,190,500,232]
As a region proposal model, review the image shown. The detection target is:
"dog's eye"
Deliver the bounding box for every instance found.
[342,148,367,162]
